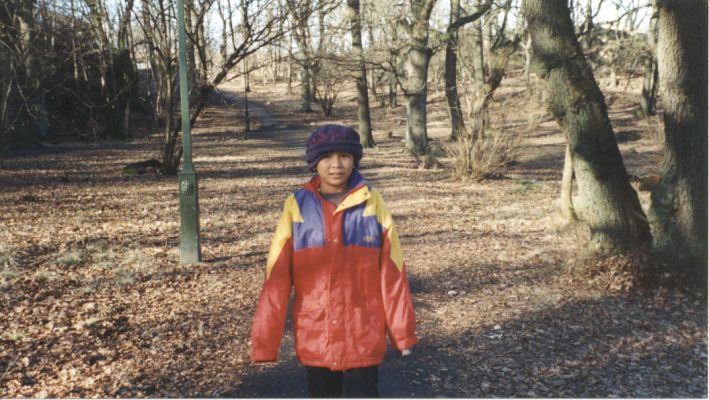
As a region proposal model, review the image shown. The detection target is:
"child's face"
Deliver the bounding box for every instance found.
[316,151,354,193]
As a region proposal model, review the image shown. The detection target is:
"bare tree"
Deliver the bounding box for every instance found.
[523,0,652,256]
[137,0,287,173]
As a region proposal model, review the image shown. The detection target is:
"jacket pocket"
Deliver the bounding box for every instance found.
[352,299,386,358]
[294,306,326,360]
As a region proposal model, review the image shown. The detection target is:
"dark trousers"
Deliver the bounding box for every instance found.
[305,365,379,398]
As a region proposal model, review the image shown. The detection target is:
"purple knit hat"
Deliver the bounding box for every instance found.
[305,124,363,171]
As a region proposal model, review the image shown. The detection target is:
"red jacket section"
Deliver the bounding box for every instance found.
[250,171,417,370]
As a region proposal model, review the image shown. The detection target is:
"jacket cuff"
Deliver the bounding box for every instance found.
[392,336,417,351]
[251,347,278,362]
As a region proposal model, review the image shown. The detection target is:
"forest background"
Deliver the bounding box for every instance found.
[0,0,707,397]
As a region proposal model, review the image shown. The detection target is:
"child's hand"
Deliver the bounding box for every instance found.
[401,348,412,356]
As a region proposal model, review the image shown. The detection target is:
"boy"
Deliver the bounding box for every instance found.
[251,124,417,398]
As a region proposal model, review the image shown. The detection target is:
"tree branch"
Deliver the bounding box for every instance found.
[447,0,492,33]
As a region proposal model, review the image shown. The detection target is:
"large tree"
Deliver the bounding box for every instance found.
[347,0,375,147]
[523,0,652,255]
[401,0,437,156]
[648,0,708,282]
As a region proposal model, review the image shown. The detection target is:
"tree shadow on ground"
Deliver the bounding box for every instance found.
[415,294,706,397]
[215,292,706,398]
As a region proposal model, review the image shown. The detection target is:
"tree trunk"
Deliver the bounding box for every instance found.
[523,0,652,255]
[195,8,210,83]
[217,0,228,64]
[648,0,708,282]
[483,8,495,62]
[289,1,314,113]
[388,74,398,108]
[294,10,313,112]
[388,25,399,109]
[300,64,313,112]
[368,28,380,100]
[580,0,593,48]
[369,72,378,99]
[184,0,197,87]
[347,0,375,147]
[240,2,251,93]
[445,0,466,141]
[244,59,251,93]
[403,44,431,155]
[469,35,517,140]
[472,3,486,87]
[640,1,659,116]
[523,33,532,89]
[445,0,491,141]
[470,1,487,135]
[560,143,578,221]
[640,57,659,116]
[287,34,294,94]
[403,0,437,156]
[161,77,180,174]
[244,60,250,132]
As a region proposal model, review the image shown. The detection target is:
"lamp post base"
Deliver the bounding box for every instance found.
[179,171,201,264]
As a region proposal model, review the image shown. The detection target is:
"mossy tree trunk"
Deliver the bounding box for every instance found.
[523,0,652,255]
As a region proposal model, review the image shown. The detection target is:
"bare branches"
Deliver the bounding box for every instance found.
[447,0,492,33]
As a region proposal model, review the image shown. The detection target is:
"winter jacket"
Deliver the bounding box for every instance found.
[250,170,417,371]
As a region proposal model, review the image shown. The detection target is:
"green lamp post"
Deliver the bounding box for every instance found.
[177,0,201,264]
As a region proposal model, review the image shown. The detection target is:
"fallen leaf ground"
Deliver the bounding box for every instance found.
[0,74,706,398]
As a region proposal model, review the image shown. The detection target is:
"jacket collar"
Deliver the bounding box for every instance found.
[303,170,371,213]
